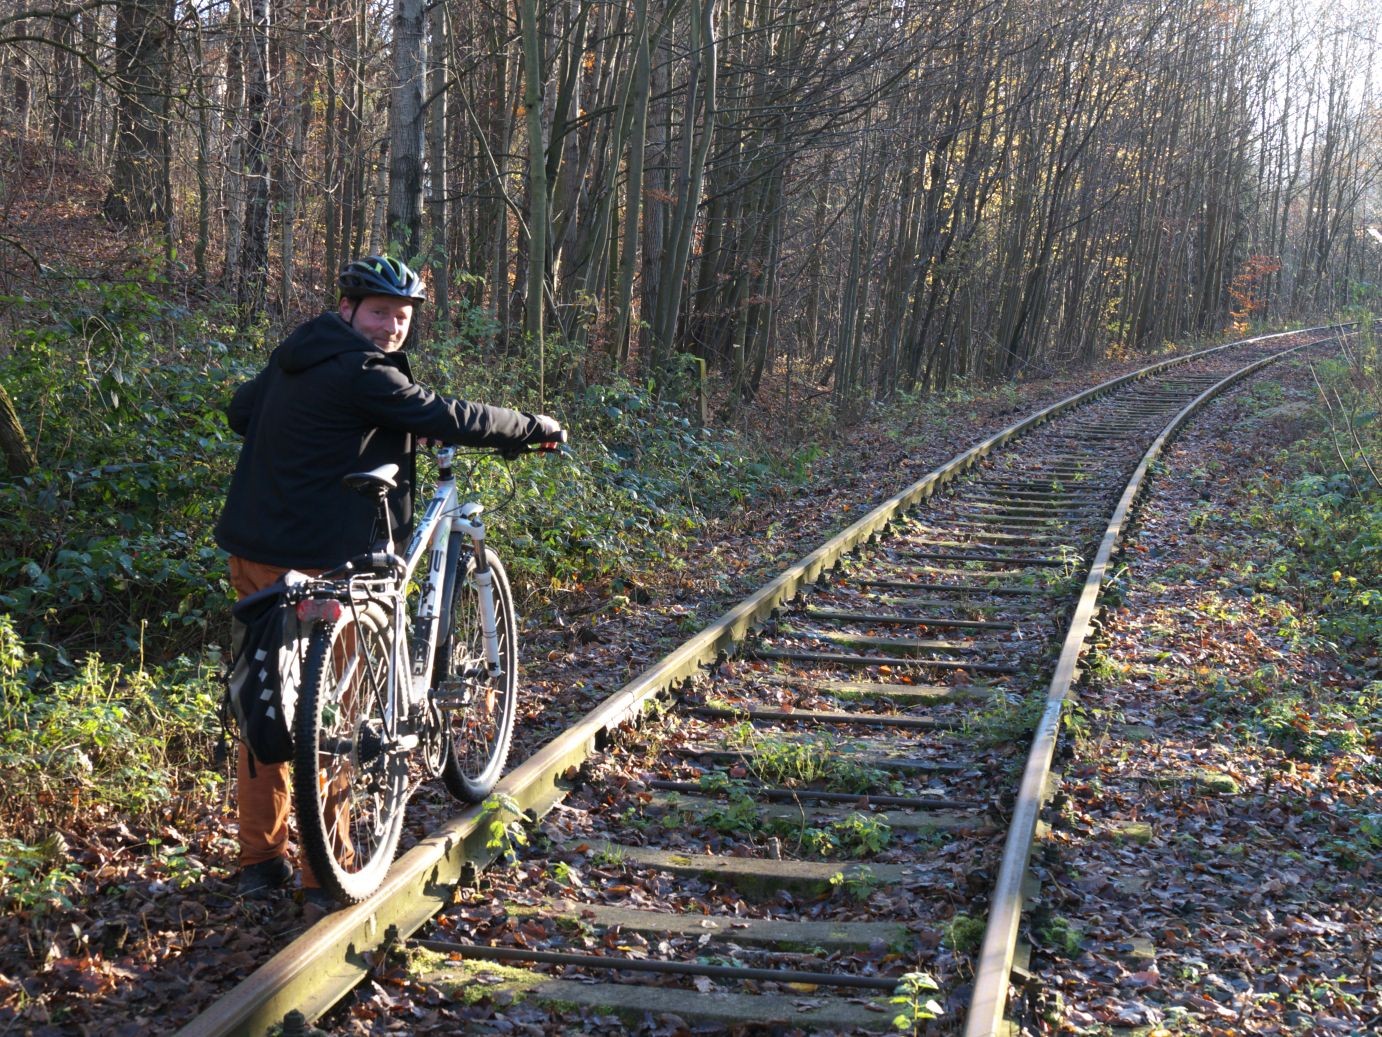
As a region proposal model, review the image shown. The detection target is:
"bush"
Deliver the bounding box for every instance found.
[0,613,223,846]
[1,276,790,669]
[0,277,247,662]
[1232,314,1382,795]
[403,335,779,597]
[1249,313,1382,652]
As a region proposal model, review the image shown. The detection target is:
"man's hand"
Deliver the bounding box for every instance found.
[525,414,564,445]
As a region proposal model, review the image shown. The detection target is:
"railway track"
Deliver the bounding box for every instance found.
[178,324,1351,1036]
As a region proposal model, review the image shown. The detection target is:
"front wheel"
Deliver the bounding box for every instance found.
[434,545,518,802]
[294,602,407,902]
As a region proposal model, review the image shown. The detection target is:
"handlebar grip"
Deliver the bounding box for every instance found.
[501,430,568,459]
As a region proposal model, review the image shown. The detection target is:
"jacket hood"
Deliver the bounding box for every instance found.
[277,311,380,374]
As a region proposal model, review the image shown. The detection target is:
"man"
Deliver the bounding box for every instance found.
[215,255,562,907]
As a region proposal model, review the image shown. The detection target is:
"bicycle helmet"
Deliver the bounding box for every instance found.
[338,255,426,304]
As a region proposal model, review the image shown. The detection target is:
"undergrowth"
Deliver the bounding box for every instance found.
[1250,314,1382,657]
[1,274,786,670]
[0,612,223,917]
[1225,312,1382,865]
[0,270,798,866]
[0,277,247,663]
[414,337,774,596]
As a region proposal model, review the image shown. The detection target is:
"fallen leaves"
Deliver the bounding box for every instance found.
[1036,359,1382,1033]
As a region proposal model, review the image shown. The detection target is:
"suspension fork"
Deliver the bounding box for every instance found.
[453,503,504,679]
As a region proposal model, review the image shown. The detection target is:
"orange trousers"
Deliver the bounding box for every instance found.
[229,556,324,887]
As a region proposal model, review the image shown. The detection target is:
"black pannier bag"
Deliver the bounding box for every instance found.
[222,571,311,767]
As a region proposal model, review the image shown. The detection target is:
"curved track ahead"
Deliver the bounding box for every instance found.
[178,325,1350,1037]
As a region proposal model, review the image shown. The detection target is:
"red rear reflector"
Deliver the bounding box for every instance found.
[296,599,343,624]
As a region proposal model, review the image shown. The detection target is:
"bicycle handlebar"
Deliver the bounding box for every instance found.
[423,429,568,459]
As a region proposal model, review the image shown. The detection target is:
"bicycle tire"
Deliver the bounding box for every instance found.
[293,601,407,902]
[435,544,519,802]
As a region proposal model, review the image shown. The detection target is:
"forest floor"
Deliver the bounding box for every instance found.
[8,337,1378,1037]
[3,138,1376,1034]
[1027,352,1382,1036]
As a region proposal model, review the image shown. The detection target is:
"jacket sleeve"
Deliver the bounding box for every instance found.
[348,355,543,446]
[226,368,268,436]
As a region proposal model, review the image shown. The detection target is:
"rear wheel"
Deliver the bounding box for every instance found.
[435,546,518,802]
[294,602,406,902]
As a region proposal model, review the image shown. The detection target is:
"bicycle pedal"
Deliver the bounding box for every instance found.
[395,734,420,751]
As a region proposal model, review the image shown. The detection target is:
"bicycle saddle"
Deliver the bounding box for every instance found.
[343,464,399,495]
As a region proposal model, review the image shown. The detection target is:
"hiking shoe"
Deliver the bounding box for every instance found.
[237,857,293,898]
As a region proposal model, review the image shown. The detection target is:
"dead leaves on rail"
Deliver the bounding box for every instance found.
[1035,359,1381,1035]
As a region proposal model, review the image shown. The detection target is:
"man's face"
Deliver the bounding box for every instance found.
[340,295,414,352]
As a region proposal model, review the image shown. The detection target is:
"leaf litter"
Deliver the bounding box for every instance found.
[0,337,1346,1034]
[1032,355,1382,1035]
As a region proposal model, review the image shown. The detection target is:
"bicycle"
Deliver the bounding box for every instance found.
[283,438,563,903]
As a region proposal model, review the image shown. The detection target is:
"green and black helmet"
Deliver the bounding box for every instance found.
[338,255,426,303]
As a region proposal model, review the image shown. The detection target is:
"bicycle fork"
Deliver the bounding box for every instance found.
[455,504,505,681]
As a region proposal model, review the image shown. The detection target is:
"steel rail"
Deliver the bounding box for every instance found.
[961,331,1346,1036]
[175,324,1345,1037]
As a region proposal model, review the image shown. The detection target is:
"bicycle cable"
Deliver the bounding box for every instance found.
[440,449,522,516]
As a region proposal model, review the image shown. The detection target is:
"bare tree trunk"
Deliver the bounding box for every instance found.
[833,109,879,410]
[638,21,670,370]
[426,0,450,326]
[369,139,388,249]
[547,0,592,294]
[103,0,171,227]
[189,14,212,283]
[51,4,82,147]
[387,0,425,256]
[338,1,368,265]
[236,0,272,312]
[520,0,548,396]
[159,2,175,273]
[280,1,313,311]
[323,8,340,288]
[559,0,629,346]
[611,0,649,363]
[650,0,717,374]
[0,381,36,477]
[222,0,247,286]
[8,16,33,136]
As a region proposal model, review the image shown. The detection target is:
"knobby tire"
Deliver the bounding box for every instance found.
[436,544,519,802]
[293,602,407,903]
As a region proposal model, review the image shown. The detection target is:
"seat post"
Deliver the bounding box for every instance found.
[373,491,394,552]
[343,463,401,553]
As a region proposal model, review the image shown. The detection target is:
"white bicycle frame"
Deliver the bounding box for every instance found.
[394,446,504,710]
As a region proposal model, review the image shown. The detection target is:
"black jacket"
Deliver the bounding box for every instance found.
[215,311,546,569]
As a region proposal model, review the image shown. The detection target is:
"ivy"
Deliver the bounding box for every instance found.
[1,277,788,672]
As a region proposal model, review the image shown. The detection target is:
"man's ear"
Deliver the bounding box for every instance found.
[338,297,356,323]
